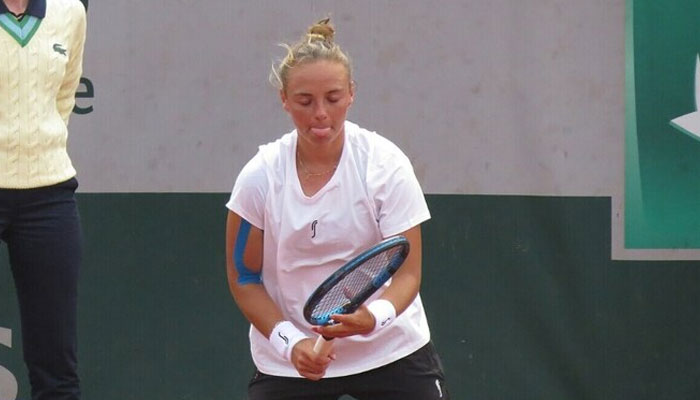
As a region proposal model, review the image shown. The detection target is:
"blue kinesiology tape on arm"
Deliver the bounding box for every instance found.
[234,219,262,285]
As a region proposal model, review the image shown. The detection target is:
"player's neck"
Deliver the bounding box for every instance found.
[296,143,342,197]
[3,0,30,15]
[297,148,341,171]
[296,131,344,168]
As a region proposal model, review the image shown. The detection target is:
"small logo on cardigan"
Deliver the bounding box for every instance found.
[52,43,67,56]
[311,220,318,238]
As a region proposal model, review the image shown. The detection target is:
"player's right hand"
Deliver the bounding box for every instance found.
[290,338,335,381]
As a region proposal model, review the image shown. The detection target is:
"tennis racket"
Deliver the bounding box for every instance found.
[303,235,410,355]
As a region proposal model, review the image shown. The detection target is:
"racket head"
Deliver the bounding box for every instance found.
[303,235,410,326]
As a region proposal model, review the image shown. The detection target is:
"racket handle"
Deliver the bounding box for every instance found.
[313,335,334,356]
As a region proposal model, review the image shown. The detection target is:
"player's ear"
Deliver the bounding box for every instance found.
[280,89,290,112]
[348,81,355,105]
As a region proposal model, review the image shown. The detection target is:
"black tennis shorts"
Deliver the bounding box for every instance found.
[247,341,450,400]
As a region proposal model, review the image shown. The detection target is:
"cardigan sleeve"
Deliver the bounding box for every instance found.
[56,1,86,125]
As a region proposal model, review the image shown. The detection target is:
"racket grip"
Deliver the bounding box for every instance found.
[313,335,334,356]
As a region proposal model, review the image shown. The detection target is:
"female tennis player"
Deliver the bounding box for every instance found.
[225,17,449,400]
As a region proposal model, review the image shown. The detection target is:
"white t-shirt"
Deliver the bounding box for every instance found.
[226,121,432,377]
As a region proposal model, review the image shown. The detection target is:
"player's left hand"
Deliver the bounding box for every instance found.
[312,305,375,338]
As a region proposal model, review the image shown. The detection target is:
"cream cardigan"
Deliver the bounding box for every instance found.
[0,0,86,188]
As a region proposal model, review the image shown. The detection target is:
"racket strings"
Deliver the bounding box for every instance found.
[310,247,401,322]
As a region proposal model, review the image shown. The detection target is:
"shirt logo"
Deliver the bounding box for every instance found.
[311,220,318,238]
[52,43,67,56]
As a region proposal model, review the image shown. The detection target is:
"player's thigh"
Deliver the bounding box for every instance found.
[349,342,450,400]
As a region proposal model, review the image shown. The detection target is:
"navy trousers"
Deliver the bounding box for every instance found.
[0,178,82,400]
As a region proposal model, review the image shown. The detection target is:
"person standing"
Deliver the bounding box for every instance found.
[0,0,87,399]
[225,17,449,400]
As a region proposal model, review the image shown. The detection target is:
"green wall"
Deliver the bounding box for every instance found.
[1,194,699,399]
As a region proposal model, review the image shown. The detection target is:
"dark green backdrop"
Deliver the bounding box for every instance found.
[1,194,699,399]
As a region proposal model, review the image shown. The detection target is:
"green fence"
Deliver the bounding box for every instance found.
[1,194,699,399]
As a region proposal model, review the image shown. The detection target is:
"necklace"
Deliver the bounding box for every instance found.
[297,152,338,178]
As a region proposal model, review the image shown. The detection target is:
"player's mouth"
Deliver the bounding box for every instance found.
[310,126,333,137]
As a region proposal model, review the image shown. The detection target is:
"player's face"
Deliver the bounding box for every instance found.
[280,60,354,147]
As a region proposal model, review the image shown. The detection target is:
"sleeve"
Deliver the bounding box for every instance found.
[225,151,268,230]
[368,144,431,237]
[56,2,87,125]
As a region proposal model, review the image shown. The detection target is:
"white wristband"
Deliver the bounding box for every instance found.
[367,299,397,333]
[269,321,307,361]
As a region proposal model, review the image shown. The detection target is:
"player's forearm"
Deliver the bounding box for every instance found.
[380,225,423,314]
[230,282,285,338]
[380,269,421,315]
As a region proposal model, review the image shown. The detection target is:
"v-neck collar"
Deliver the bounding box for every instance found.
[0,0,45,47]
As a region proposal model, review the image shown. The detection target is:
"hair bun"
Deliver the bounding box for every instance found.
[271,16,351,90]
[308,17,335,42]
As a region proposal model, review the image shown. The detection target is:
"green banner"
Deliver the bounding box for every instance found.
[626,0,700,248]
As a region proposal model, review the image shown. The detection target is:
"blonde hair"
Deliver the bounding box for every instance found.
[270,17,353,91]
